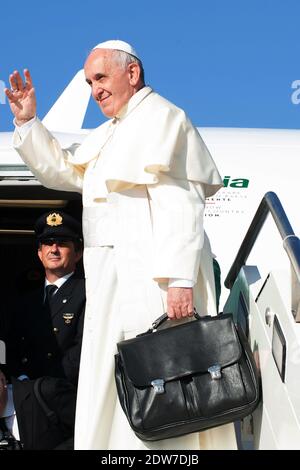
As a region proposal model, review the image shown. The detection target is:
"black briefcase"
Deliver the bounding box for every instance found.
[115,312,260,441]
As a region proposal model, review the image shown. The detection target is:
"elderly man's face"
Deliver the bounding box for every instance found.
[84,49,136,118]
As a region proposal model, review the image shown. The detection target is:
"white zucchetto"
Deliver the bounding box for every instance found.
[92,40,140,60]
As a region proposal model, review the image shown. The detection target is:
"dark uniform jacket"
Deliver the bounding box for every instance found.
[4,273,85,449]
[7,273,85,385]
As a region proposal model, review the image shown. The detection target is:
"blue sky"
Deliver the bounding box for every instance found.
[0,0,299,131]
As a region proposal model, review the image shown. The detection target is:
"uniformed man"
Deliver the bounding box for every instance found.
[5,211,85,449]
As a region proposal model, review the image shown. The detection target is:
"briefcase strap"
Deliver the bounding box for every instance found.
[33,378,59,426]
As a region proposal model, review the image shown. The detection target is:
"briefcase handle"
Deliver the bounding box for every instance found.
[151,309,201,332]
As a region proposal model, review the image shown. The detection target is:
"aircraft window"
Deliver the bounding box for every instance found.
[272,315,286,382]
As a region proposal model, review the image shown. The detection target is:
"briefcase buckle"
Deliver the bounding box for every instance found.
[208,364,222,380]
[151,379,165,394]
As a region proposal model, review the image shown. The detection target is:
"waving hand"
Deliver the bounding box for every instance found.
[5,69,36,125]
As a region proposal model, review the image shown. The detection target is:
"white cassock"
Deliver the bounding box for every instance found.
[13,86,237,450]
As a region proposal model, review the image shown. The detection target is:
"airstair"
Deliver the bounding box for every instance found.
[223,191,300,449]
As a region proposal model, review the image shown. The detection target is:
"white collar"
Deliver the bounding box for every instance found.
[115,86,153,120]
[45,271,74,289]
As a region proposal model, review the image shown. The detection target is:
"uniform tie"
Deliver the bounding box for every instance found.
[45,284,57,305]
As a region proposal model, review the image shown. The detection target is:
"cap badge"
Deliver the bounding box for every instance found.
[46,213,63,227]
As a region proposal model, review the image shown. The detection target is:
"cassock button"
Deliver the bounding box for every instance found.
[53,327,59,333]
[21,357,28,364]
[47,352,53,358]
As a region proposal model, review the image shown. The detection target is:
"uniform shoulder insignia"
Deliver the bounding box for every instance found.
[46,213,63,226]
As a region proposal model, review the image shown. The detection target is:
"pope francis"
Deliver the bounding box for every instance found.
[5,40,237,450]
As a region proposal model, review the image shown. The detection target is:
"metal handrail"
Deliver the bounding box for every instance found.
[225,191,300,290]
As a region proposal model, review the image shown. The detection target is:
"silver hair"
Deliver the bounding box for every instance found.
[112,50,145,84]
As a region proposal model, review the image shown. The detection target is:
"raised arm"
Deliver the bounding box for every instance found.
[5,70,83,193]
[5,69,36,125]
